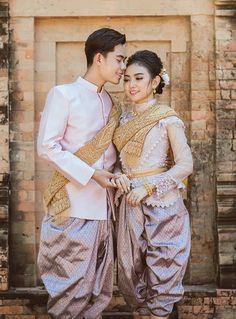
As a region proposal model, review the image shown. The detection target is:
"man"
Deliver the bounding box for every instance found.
[37,28,126,319]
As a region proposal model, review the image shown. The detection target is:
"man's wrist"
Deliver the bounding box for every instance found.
[91,169,99,180]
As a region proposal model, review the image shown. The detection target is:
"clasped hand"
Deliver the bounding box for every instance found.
[92,170,148,206]
[113,174,148,207]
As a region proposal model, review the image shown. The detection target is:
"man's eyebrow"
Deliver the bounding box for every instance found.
[116,55,127,60]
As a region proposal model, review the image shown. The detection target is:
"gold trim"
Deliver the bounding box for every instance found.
[113,104,177,168]
[124,167,167,179]
[144,183,156,196]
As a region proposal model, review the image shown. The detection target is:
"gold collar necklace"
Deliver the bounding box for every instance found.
[132,102,159,116]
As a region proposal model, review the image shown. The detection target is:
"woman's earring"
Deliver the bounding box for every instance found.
[153,88,156,95]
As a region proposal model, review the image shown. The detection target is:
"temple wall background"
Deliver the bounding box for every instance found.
[0,0,235,318]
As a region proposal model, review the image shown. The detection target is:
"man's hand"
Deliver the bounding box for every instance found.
[92,169,117,188]
[126,186,148,207]
[114,174,131,193]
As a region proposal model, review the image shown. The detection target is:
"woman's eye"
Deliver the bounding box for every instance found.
[136,77,143,80]
[124,79,129,82]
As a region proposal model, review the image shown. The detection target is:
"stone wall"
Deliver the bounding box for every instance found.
[0,1,9,291]
[215,0,236,288]
[188,13,216,284]
[0,0,235,318]
[6,0,218,288]
[9,11,36,287]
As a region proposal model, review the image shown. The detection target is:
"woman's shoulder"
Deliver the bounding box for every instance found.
[158,114,185,129]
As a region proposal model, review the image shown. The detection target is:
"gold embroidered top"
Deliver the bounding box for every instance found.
[113,104,177,167]
[114,105,193,208]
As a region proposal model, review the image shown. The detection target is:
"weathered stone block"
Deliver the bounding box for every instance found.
[216,29,232,40]
[231,90,236,99]
[220,80,236,90]
[232,139,236,151]
[221,90,231,99]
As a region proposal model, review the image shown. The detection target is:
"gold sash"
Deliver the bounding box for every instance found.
[43,102,121,224]
[124,167,168,179]
[113,104,177,167]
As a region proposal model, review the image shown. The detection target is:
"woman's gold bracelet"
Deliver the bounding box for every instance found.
[143,183,155,196]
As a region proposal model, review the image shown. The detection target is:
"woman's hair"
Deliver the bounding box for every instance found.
[126,50,165,94]
[85,28,126,67]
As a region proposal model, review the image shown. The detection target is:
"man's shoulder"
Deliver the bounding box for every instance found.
[52,81,78,98]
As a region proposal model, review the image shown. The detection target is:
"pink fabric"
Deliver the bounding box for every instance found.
[117,196,190,317]
[37,77,116,220]
[38,193,114,318]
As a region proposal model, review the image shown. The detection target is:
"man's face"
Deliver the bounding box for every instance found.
[99,44,126,84]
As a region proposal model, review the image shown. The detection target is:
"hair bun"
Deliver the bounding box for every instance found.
[156,79,165,94]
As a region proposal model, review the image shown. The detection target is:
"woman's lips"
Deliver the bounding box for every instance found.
[130,91,138,96]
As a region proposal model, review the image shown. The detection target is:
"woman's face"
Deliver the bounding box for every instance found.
[124,63,160,104]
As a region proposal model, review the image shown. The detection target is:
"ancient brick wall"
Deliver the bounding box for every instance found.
[188,13,216,284]
[0,1,9,291]
[7,0,218,288]
[9,9,36,287]
[215,0,236,288]
[0,0,235,318]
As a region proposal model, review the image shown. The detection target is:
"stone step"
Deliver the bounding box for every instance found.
[102,310,178,318]
[103,313,133,318]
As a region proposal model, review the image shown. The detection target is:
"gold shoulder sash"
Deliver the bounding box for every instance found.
[43,102,121,223]
[113,104,177,167]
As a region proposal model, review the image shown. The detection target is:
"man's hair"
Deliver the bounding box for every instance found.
[85,28,126,67]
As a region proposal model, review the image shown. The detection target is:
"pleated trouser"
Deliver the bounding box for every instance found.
[117,196,191,317]
[38,202,114,319]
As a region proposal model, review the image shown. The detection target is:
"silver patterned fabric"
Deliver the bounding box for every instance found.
[38,202,114,319]
[117,196,191,317]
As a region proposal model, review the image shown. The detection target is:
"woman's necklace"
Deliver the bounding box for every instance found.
[131,100,159,117]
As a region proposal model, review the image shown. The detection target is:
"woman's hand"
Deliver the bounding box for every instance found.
[126,186,148,206]
[113,174,131,193]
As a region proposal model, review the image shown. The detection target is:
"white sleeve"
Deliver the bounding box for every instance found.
[37,87,95,186]
[131,117,193,199]
[152,118,193,198]
[165,118,193,184]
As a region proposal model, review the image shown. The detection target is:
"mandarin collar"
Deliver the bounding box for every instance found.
[76,76,104,93]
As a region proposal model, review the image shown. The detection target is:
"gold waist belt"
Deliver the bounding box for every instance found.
[123,167,167,179]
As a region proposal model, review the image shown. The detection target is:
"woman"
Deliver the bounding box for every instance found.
[113,50,193,319]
